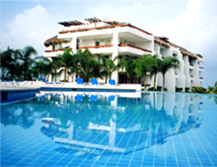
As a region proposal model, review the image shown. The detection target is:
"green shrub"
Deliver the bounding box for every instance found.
[190,86,206,93]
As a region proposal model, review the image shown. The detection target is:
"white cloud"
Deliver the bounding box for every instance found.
[149,0,217,86]
[150,0,217,56]
[0,5,59,56]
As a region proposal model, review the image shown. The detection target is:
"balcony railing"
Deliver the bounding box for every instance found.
[45,47,72,53]
[200,77,204,79]
[44,44,152,54]
[78,45,113,49]
[119,43,152,53]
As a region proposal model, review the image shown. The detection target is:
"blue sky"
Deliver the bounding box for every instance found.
[1,0,217,87]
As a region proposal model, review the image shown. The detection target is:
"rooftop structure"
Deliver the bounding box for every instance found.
[44,17,204,92]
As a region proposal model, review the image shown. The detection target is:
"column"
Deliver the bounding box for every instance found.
[111,31,119,81]
[72,35,77,54]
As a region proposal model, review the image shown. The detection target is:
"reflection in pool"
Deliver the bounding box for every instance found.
[1,92,217,167]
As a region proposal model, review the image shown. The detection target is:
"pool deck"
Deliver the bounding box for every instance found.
[0,81,141,92]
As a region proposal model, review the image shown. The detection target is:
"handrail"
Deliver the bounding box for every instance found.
[119,43,152,53]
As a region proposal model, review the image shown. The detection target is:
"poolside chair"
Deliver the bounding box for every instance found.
[109,79,116,85]
[76,78,84,85]
[75,94,83,101]
[90,78,98,85]
[89,95,97,101]
[108,95,115,101]
[40,76,54,84]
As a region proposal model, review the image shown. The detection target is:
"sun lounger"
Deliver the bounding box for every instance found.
[109,79,116,85]
[76,78,84,85]
[89,95,97,101]
[90,78,98,85]
[75,94,83,101]
[40,76,54,84]
[108,95,115,101]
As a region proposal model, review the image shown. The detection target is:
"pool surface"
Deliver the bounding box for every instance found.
[1,92,217,167]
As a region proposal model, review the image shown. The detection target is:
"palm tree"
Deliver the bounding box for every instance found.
[75,49,104,82]
[98,55,117,83]
[150,55,161,91]
[135,55,154,90]
[0,47,22,80]
[32,56,52,80]
[159,57,179,91]
[58,49,75,82]
[118,57,137,83]
[50,57,61,82]
[18,46,37,80]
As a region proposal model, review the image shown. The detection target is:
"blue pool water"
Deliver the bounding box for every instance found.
[1,92,217,167]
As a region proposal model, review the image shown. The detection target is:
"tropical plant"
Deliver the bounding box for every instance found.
[75,49,104,82]
[58,49,75,82]
[0,47,23,80]
[191,86,206,93]
[32,56,52,80]
[150,55,162,91]
[205,81,217,94]
[18,46,37,80]
[159,57,179,91]
[135,55,154,90]
[50,57,61,82]
[118,57,137,83]
[98,55,118,83]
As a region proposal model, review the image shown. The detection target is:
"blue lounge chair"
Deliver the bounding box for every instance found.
[109,79,116,85]
[108,95,115,101]
[75,94,83,101]
[90,78,98,85]
[76,78,84,85]
[40,76,54,84]
[89,95,97,101]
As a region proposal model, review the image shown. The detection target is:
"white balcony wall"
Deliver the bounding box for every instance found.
[44,50,64,58]
[86,47,113,54]
[136,41,152,52]
[173,48,185,90]
[118,46,150,55]
[79,39,95,47]
[184,55,191,88]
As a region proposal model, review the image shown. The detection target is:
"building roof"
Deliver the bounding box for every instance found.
[154,36,170,47]
[58,20,84,27]
[155,36,200,59]
[44,35,67,47]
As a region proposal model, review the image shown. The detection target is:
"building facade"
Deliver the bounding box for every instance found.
[44,18,204,92]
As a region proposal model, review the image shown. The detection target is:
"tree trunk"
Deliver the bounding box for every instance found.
[54,70,57,82]
[143,76,146,91]
[64,68,67,82]
[153,73,157,91]
[105,74,108,84]
[162,74,165,92]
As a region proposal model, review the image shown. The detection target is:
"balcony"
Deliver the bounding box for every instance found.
[119,43,151,53]
[118,43,152,56]
[44,47,71,57]
[78,45,113,49]
[200,77,204,80]
[199,66,204,71]
[78,45,113,54]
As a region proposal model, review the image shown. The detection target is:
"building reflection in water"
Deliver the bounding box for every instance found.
[38,92,203,157]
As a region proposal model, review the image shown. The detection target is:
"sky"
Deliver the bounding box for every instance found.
[0,0,217,87]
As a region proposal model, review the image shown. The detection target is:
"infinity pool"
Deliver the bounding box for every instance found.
[1,92,217,167]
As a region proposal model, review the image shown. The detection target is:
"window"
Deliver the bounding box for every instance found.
[95,41,100,46]
[52,44,55,50]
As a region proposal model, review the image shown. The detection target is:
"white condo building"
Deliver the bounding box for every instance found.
[44,18,204,92]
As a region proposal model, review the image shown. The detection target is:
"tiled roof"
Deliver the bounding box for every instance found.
[44,35,67,47]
